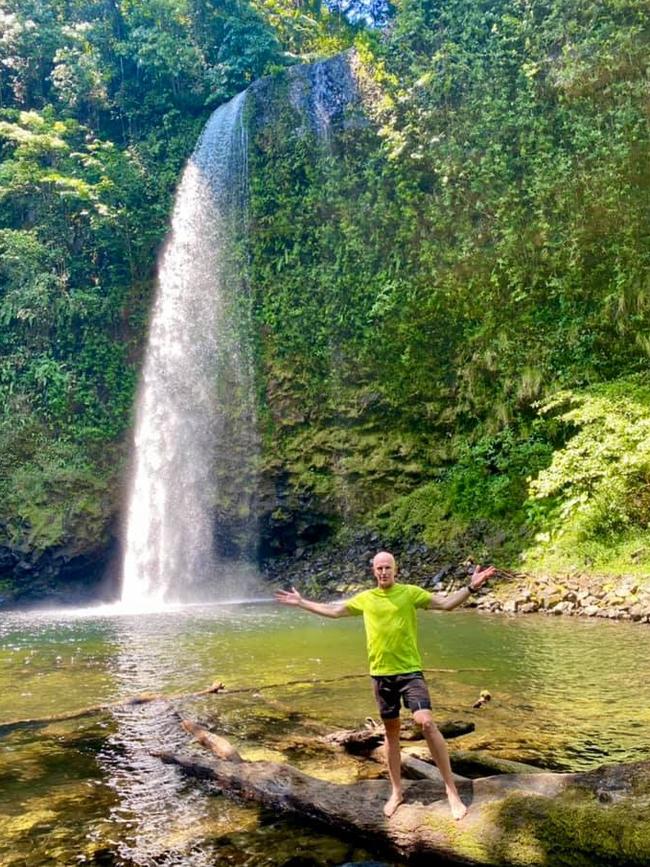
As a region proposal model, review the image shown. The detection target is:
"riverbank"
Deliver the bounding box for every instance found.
[262,530,650,624]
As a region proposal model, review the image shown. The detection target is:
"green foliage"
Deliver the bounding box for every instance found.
[523,375,650,572]
[0,412,118,553]
[0,0,357,567]
[0,110,146,443]
[2,0,649,588]
[248,0,650,578]
[2,441,117,552]
[372,375,650,574]
[374,428,553,550]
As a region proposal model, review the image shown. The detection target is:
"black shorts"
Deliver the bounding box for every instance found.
[371,671,432,720]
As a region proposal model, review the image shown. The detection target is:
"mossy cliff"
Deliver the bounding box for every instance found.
[245,0,650,587]
[0,0,354,605]
[2,0,650,603]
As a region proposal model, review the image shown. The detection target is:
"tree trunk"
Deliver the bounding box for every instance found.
[159,720,650,865]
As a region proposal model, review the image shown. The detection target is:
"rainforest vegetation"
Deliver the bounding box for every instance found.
[1,0,649,600]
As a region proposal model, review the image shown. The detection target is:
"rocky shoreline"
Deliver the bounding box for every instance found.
[262,531,650,624]
[467,573,650,622]
[3,526,649,623]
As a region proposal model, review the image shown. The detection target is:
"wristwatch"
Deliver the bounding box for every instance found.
[466,584,478,594]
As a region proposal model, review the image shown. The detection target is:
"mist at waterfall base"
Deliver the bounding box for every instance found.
[119,91,263,612]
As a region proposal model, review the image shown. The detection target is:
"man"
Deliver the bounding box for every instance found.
[275,551,495,820]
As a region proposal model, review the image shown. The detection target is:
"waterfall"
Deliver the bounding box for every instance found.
[120,90,258,609]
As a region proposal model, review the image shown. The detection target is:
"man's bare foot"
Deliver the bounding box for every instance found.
[383,791,404,817]
[447,788,467,820]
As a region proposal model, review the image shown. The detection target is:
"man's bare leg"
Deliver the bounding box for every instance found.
[413,709,467,820]
[382,717,403,817]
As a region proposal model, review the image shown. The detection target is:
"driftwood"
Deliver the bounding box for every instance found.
[370,746,469,787]
[0,668,486,737]
[321,723,470,786]
[322,719,474,751]
[317,722,531,787]
[181,719,243,763]
[0,681,226,736]
[447,749,546,777]
[397,746,545,781]
[162,720,650,865]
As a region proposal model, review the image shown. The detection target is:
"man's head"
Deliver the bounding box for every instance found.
[372,551,397,589]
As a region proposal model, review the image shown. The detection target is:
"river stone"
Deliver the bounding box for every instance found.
[542,592,563,609]
[476,595,494,607]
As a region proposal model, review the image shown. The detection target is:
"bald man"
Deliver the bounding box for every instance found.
[275,551,495,820]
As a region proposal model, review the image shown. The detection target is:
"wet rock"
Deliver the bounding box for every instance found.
[541,591,563,609]
[0,539,118,610]
[551,601,574,615]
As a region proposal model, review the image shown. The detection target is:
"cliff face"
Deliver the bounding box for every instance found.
[247,50,431,559]
[244,0,650,580]
[0,0,356,607]
[3,0,650,605]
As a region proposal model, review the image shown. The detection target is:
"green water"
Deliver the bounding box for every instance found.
[1,603,650,866]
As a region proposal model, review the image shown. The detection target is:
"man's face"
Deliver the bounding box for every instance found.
[373,553,396,589]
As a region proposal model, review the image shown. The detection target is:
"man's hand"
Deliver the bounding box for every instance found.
[469,564,496,591]
[274,588,349,618]
[274,587,303,606]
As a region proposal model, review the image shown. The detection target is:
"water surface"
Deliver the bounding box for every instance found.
[2,604,649,866]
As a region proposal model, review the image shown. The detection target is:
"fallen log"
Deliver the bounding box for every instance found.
[161,724,650,866]
[397,747,544,781]
[0,682,226,736]
[181,719,242,762]
[367,747,469,787]
[180,709,505,788]
[321,721,473,786]
[447,749,546,777]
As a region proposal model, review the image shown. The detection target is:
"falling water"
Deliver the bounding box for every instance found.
[121,91,258,609]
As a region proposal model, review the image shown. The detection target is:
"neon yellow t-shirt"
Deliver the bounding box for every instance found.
[344,583,433,676]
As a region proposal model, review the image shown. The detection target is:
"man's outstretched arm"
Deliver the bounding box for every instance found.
[275,587,351,618]
[429,564,496,611]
